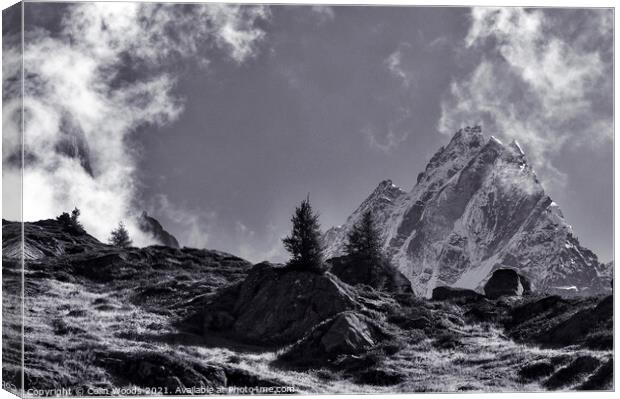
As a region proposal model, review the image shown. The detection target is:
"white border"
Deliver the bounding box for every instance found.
[0,2,616,399]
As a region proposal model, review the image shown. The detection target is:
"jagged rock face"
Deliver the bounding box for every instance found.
[137,211,180,248]
[324,127,612,297]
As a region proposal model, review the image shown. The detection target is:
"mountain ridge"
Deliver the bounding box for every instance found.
[323,126,612,297]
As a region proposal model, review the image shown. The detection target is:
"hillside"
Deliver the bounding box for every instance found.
[1,217,613,394]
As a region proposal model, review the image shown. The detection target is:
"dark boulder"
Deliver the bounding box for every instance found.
[203,262,359,345]
[278,311,387,367]
[328,255,413,294]
[431,286,484,302]
[484,268,531,299]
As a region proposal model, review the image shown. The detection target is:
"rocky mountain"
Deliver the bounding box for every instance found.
[137,211,180,248]
[324,126,612,297]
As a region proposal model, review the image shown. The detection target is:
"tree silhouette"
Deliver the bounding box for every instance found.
[282,195,325,272]
[345,210,385,280]
[109,222,132,248]
[56,207,85,234]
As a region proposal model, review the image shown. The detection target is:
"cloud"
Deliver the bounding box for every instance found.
[438,7,612,188]
[385,43,414,88]
[147,194,217,248]
[2,3,269,245]
[364,126,409,153]
[310,5,335,24]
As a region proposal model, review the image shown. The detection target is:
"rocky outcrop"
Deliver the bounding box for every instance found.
[536,295,613,349]
[2,218,102,260]
[137,211,180,248]
[484,269,531,299]
[328,255,413,294]
[323,127,611,297]
[504,294,612,350]
[279,311,387,366]
[432,286,484,302]
[203,262,359,345]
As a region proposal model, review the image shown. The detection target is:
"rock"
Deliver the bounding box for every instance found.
[137,211,180,248]
[278,311,387,367]
[484,269,531,299]
[328,255,413,294]
[518,361,555,382]
[431,286,484,302]
[578,359,613,390]
[97,351,227,391]
[537,295,612,347]
[203,262,359,345]
[320,312,377,354]
[543,356,600,390]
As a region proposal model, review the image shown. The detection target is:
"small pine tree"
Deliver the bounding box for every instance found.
[282,195,325,272]
[109,222,132,248]
[345,210,385,280]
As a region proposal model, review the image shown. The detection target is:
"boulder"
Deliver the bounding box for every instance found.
[484,268,531,299]
[320,312,377,354]
[431,286,484,302]
[278,311,387,366]
[203,262,359,345]
[328,255,413,294]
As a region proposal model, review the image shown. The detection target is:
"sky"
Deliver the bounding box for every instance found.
[2,3,613,262]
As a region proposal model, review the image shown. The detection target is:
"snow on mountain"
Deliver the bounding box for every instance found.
[323,126,612,297]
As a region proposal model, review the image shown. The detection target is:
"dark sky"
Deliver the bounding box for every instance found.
[15,4,613,263]
[133,6,476,262]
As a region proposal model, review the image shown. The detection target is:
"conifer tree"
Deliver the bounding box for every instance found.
[109,222,133,248]
[345,210,385,279]
[282,195,325,272]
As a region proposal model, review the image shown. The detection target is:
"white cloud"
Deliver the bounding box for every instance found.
[2,3,269,244]
[385,43,414,88]
[438,7,612,188]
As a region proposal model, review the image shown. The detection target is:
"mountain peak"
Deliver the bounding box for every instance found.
[324,128,610,297]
